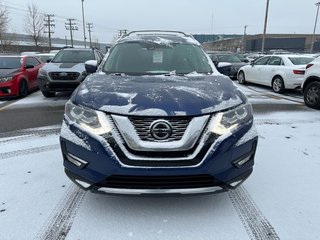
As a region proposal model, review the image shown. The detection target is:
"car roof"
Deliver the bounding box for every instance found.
[36,53,55,56]
[0,55,23,58]
[117,30,200,46]
[264,54,314,58]
[60,48,94,51]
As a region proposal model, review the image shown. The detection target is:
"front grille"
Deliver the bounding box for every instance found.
[129,117,191,142]
[97,174,222,189]
[49,72,80,81]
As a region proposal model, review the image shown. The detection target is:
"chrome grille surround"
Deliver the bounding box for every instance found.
[49,72,80,81]
[129,117,191,142]
[111,114,210,153]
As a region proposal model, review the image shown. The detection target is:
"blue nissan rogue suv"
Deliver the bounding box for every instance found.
[60,30,258,195]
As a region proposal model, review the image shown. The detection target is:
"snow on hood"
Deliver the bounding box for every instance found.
[72,73,246,117]
[41,62,85,72]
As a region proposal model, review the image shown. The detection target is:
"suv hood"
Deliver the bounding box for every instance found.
[73,73,246,117]
[42,62,85,72]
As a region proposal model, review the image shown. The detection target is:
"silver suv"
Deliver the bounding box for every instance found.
[37,48,104,97]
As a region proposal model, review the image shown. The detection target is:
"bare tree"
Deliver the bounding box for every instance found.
[0,3,10,51]
[24,3,45,49]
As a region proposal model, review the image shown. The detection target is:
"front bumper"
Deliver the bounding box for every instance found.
[60,119,258,195]
[0,80,19,97]
[37,74,85,92]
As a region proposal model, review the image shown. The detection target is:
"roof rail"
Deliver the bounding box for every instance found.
[124,30,190,38]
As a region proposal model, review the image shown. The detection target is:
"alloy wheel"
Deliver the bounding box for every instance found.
[305,83,320,107]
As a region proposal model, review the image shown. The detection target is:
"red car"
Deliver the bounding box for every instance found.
[0,55,44,98]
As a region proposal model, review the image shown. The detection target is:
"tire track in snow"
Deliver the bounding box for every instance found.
[36,185,86,240]
[0,144,60,160]
[228,186,280,240]
[0,128,61,142]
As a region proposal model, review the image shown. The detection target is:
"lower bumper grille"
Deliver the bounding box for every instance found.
[97,174,222,189]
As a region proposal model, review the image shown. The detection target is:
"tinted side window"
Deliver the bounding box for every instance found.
[268,56,282,66]
[254,57,270,65]
[26,57,40,67]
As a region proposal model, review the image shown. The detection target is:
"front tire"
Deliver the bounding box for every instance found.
[19,80,28,98]
[304,81,320,109]
[272,76,285,93]
[238,71,246,84]
[41,90,55,98]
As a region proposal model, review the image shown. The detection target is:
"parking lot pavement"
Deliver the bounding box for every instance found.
[0,87,319,240]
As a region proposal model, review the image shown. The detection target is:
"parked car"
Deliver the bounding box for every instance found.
[20,51,41,56]
[209,53,248,79]
[237,54,314,93]
[214,62,232,77]
[37,48,104,97]
[302,57,320,109]
[36,53,56,63]
[0,55,44,98]
[235,53,250,63]
[60,30,258,195]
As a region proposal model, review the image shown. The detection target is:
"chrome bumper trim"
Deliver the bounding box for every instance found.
[97,186,224,195]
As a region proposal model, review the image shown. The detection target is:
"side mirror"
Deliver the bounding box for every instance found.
[212,60,219,67]
[250,61,255,66]
[46,59,52,63]
[25,64,34,69]
[217,62,232,68]
[85,60,98,73]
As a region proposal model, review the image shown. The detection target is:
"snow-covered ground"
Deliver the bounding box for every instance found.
[0,87,320,240]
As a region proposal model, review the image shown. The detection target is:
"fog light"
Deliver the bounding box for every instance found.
[66,153,88,168]
[229,180,243,187]
[75,179,91,189]
[233,154,252,168]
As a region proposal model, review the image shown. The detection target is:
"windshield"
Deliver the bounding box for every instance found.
[51,50,95,63]
[217,54,242,63]
[0,57,22,69]
[103,42,212,75]
[288,57,314,65]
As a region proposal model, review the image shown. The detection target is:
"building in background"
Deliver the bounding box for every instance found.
[201,34,320,53]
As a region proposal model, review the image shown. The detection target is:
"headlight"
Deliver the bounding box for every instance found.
[65,101,112,135]
[211,103,253,135]
[38,69,47,77]
[0,77,13,83]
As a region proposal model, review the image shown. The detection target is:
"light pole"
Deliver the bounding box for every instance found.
[311,2,320,53]
[81,0,87,48]
[243,25,248,52]
[261,0,270,54]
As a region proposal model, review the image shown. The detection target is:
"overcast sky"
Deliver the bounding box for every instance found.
[2,0,320,43]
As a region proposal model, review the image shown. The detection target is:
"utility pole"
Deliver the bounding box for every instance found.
[65,19,78,47]
[44,14,55,51]
[261,0,270,54]
[243,25,248,52]
[311,2,320,53]
[86,23,93,48]
[81,0,87,48]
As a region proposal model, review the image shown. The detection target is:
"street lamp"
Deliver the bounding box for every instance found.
[310,2,320,53]
[243,25,248,52]
[81,0,87,48]
[261,0,270,54]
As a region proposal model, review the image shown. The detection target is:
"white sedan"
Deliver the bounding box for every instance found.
[237,54,314,93]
